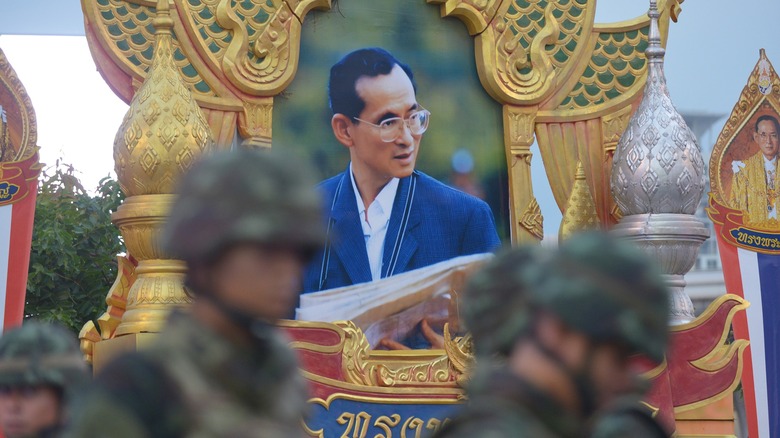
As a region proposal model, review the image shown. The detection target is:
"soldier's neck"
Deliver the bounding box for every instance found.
[191,299,254,346]
[509,341,583,414]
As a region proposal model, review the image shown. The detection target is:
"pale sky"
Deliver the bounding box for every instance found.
[0,0,778,236]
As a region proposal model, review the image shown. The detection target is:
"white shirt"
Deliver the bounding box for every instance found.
[349,163,399,281]
[765,155,778,219]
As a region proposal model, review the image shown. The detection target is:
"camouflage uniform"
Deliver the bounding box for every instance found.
[0,320,89,437]
[434,233,671,438]
[66,150,325,438]
[590,395,668,438]
[66,312,307,437]
[439,363,582,438]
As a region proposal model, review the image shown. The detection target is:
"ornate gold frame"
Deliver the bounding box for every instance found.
[709,48,780,207]
[0,47,37,162]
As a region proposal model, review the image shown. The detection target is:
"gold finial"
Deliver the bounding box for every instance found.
[94,0,215,340]
[152,0,174,33]
[559,161,599,240]
[113,0,213,197]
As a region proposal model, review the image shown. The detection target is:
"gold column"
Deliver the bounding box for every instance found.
[109,0,214,337]
[504,105,543,243]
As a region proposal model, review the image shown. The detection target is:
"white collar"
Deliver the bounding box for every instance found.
[349,163,399,218]
[764,154,778,171]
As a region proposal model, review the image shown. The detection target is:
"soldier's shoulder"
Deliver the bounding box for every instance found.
[591,399,669,438]
[72,351,189,437]
[434,400,562,438]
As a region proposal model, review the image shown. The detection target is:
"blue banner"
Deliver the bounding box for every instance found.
[305,395,461,437]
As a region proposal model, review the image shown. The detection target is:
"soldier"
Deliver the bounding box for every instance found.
[66,150,325,437]
[0,321,88,438]
[590,394,668,438]
[434,232,671,437]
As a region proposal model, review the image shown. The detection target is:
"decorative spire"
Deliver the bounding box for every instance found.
[609,0,710,325]
[559,162,599,240]
[113,0,213,197]
[104,0,215,338]
[646,0,665,64]
[610,0,705,216]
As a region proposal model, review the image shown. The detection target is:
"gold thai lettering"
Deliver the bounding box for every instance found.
[334,411,450,438]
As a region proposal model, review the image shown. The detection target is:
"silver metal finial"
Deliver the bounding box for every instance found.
[646,0,665,62]
[609,0,709,325]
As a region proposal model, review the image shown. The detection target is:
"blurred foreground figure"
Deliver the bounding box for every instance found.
[66,150,324,437]
[434,232,671,437]
[0,321,88,438]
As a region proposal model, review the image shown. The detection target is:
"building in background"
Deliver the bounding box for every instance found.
[682,112,728,314]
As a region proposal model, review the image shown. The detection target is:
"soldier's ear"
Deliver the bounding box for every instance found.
[332,114,354,148]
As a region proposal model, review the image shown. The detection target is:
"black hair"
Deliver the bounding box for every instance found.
[328,47,416,119]
[755,114,780,133]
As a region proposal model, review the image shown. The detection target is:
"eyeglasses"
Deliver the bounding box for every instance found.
[353,107,431,143]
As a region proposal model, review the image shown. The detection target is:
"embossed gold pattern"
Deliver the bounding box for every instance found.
[559,161,599,240]
[518,197,544,240]
[90,0,214,341]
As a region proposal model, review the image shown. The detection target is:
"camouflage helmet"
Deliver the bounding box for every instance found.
[0,321,88,390]
[463,232,670,363]
[163,149,326,263]
[462,245,543,357]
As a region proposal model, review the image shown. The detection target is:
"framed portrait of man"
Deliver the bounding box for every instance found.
[273,0,509,349]
[718,107,780,230]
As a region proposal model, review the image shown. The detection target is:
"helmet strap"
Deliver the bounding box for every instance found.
[187,273,273,346]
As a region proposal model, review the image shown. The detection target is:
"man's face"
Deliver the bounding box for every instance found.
[209,243,305,321]
[344,65,422,186]
[0,385,61,438]
[754,119,779,160]
[587,344,646,408]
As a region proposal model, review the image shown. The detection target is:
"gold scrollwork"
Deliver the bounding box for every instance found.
[427,0,503,36]
[375,325,472,388]
[494,3,559,103]
[337,321,374,386]
[336,321,471,388]
[79,255,137,363]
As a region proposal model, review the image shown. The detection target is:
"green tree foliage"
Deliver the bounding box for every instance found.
[25,161,125,333]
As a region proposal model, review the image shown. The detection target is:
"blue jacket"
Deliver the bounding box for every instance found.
[302,169,501,293]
